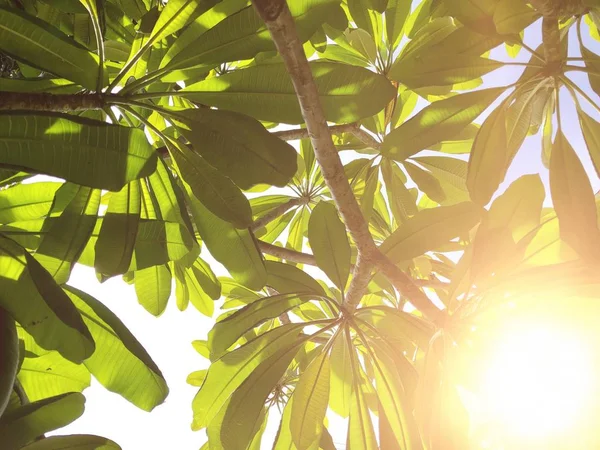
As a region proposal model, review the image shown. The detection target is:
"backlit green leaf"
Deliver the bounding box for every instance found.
[382,87,504,160]
[182,61,396,125]
[308,202,351,291]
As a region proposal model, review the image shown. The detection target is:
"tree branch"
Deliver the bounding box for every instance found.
[253,0,445,321]
[0,92,107,111]
[272,123,359,141]
[252,197,306,231]
[351,127,382,150]
[252,0,377,257]
[344,254,373,309]
[253,0,444,322]
[258,240,316,265]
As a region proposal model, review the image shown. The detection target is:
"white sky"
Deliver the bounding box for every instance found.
[51,17,600,450]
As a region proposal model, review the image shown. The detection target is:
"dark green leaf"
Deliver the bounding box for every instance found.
[0,7,104,89]
[20,434,121,450]
[0,392,85,449]
[0,307,18,417]
[174,108,297,189]
[0,235,94,363]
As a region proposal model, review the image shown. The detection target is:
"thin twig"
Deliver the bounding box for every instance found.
[272,123,358,141]
[258,240,316,265]
[251,197,306,230]
[351,127,382,150]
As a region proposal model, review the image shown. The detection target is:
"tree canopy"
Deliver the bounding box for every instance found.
[1,0,600,449]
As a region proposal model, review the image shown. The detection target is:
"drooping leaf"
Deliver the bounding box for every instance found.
[380,202,482,263]
[187,194,266,291]
[291,349,331,450]
[182,61,396,124]
[493,0,538,34]
[19,434,121,450]
[17,351,90,403]
[549,132,600,260]
[171,143,252,229]
[308,202,351,291]
[0,114,156,191]
[0,235,94,363]
[0,392,85,449]
[65,286,168,411]
[0,306,18,418]
[35,184,100,284]
[173,108,297,189]
[208,293,310,361]
[94,182,141,277]
[0,7,103,89]
[382,87,504,160]
[134,264,171,317]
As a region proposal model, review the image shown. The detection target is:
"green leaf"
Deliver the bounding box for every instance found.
[0,235,94,363]
[467,106,509,205]
[291,350,330,450]
[356,306,435,350]
[328,332,352,418]
[0,113,156,191]
[386,0,412,47]
[578,108,600,179]
[19,434,121,450]
[77,218,195,272]
[65,286,168,411]
[181,261,215,318]
[493,0,538,35]
[147,0,197,44]
[171,143,252,228]
[382,87,504,160]
[380,202,482,263]
[18,352,90,403]
[368,340,422,450]
[192,323,304,430]
[0,7,103,89]
[404,161,446,204]
[134,264,171,317]
[347,371,378,450]
[187,194,266,290]
[173,108,297,189]
[0,392,85,449]
[35,184,100,284]
[94,182,141,277]
[381,159,418,223]
[0,307,18,417]
[0,182,62,224]
[390,55,502,89]
[183,61,396,125]
[163,0,338,73]
[487,174,545,241]
[265,261,326,296]
[549,132,600,260]
[208,293,310,360]
[308,202,351,291]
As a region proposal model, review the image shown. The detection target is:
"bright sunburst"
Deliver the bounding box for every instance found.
[480,324,592,440]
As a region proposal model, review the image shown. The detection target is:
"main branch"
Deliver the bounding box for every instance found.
[253,0,443,323]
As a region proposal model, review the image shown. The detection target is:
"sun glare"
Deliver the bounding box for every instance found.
[471,321,597,448]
